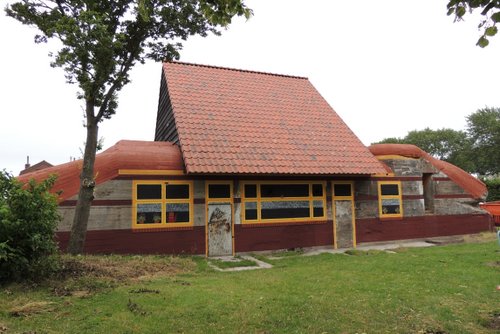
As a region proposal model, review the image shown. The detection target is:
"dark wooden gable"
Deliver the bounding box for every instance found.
[154,68,179,143]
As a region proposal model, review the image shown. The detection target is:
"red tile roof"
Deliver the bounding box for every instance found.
[163,62,386,175]
[369,144,487,200]
[18,140,184,202]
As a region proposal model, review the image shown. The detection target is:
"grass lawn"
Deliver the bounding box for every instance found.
[0,239,499,334]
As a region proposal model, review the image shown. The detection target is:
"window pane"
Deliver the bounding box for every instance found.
[313,200,324,217]
[137,184,162,200]
[137,203,162,224]
[166,203,190,223]
[312,184,323,197]
[334,183,351,197]
[244,184,257,198]
[261,184,309,198]
[166,184,190,199]
[381,199,401,214]
[245,201,257,220]
[208,184,231,199]
[261,201,310,219]
[381,184,399,196]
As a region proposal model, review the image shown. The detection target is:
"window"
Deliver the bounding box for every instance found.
[207,183,231,200]
[333,182,353,199]
[133,180,193,228]
[378,181,402,218]
[241,182,326,223]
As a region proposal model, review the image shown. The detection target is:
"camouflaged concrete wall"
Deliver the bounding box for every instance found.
[354,157,482,219]
[193,180,206,227]
[58,179,206,232]
[354,180,378,219]
[58,180,132,232]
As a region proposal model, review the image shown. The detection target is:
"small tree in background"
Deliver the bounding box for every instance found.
[0,171,60,283]
[483,178,500,201]
[466,107,500,176]
[375,127,474,172]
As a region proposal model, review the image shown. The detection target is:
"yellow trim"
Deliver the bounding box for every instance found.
[240,181,327,224]
[378,181,403,218]
[372,172,395,177]
[205,181,234,257]
[119,169,184,176]
[332,181,356,249]
[132,180,194,229]
[375,155,417,161]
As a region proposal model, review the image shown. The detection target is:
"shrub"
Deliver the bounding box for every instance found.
[483,177,500,202]
[0,171,60,283]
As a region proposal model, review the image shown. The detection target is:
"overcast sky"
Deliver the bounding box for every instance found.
[1,0,500,175]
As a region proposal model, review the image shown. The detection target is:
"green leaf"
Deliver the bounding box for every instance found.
[485,26,498,36]
[456,6,466,17]
[491,12,500,23]
[477,36,490,47]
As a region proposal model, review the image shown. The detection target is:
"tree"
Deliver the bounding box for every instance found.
[6,0,252,254]
[466,107,500,175]
[447,0,500,47]
[0,171,60,282]
[375,128,474,172]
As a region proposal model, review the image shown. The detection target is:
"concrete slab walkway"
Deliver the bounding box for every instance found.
[208,255,272,272]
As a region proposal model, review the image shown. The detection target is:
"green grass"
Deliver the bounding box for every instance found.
[1,241,499,334]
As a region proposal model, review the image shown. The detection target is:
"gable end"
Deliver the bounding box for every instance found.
[154,68,179,144]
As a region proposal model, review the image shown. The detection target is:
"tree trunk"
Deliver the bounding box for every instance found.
[67,100,99,255]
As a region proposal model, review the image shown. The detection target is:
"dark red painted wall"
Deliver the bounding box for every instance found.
[234,221,333,252]
[356,214,492,243]
[56,227,205,255]
[56,214,492,255]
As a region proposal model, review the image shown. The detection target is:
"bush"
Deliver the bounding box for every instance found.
[0,171,60,283]
[483,177,500,202]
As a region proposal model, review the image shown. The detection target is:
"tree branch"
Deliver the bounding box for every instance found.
[54,0,66,16]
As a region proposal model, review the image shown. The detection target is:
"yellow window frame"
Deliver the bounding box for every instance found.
[332,181,354,200]
[240,181,327,224]
[378,181,403,218]
[132,180,194,229]
[206,181,233,203]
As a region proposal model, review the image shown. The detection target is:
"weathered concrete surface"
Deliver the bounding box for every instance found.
[208,255,272,272]
[58,205,131,231]
[335,200,353,248]
[434,198,485,215]
[207,204,232,257]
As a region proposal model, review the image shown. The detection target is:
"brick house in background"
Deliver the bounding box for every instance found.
[18,62,493,256]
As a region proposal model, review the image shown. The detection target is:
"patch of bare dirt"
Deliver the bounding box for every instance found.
[45,255,196,297]
[483,311,500,330]
[8,301,54,317]
[57,255,196,282]
[463,232,497,243]
[485,261,500,268]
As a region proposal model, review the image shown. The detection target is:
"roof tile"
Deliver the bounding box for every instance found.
[163,62,386,175]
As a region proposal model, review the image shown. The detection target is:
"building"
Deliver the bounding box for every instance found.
[18,62,493,255]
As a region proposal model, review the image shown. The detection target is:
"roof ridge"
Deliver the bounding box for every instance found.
[165,61,308,80]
